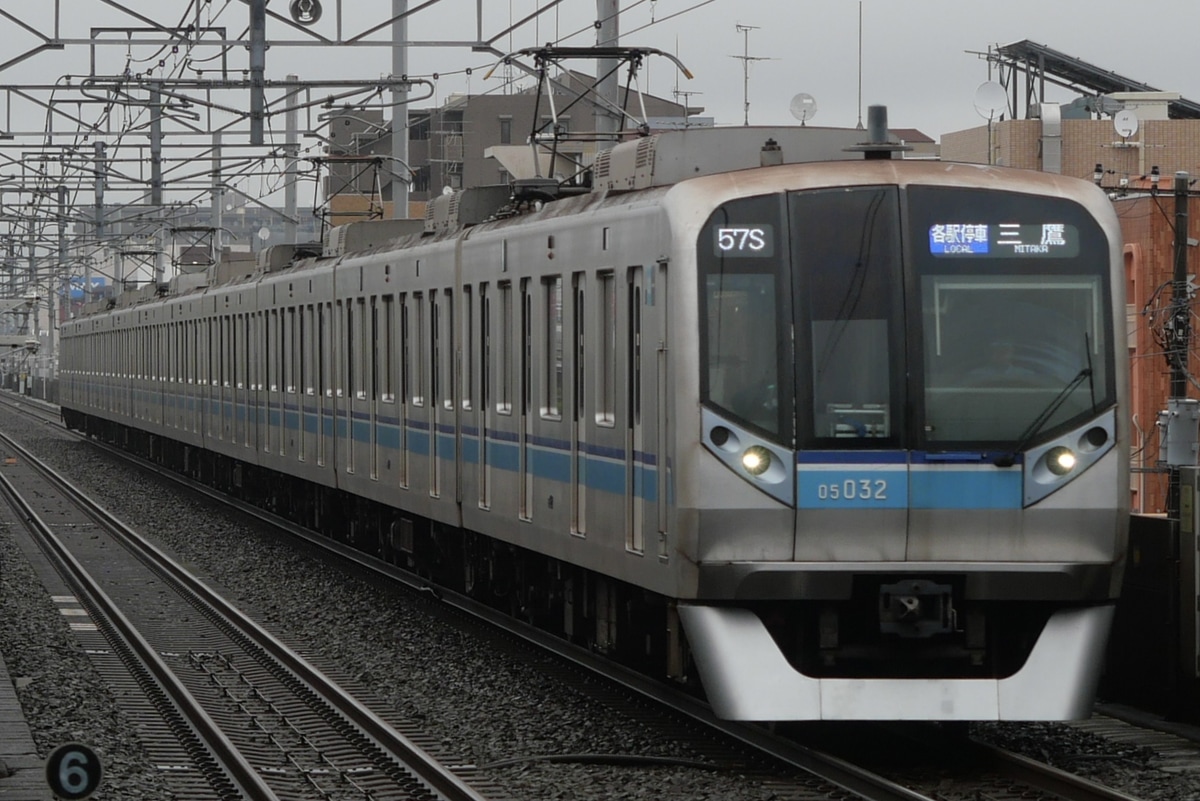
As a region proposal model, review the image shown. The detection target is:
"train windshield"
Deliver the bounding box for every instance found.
[909,186,1114,447]
[698,184,1114,451]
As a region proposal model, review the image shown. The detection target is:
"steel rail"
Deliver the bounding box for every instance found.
[0,427,489,801]
[0,433,279,801]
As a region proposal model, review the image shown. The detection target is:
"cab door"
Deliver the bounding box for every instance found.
[789,186,909,562]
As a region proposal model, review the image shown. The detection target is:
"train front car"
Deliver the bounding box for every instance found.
[673,161,1128,721]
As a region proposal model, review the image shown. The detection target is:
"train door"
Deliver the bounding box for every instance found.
[369,296,380,480]
[627,267,645,554]
[232,314,243,446]
[317,302,330,467]
[478,283,491,509]
[300,304,311,460]
[788,187,906,561]
[255,310,267,452]
[398,293,410,487]
[519,277,533,521]
[429,290,442,497]
[412,291,426,491]
[460,284,473,507]
[571,273,586,535]
[245,313,256,448]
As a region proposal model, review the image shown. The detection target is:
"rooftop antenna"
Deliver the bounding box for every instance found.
[973,80,1007,165]
[789,93,818,126]
[856,1,864,129]
[731,24,772,126]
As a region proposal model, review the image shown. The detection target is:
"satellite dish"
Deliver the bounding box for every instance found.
[1113,109,1139,138]
[789,93,818,125]
[973,81,1007,120]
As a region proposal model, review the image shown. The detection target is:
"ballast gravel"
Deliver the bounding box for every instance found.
[2,407,1200,801]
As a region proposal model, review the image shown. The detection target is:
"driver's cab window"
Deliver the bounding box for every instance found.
[790,187,903,449]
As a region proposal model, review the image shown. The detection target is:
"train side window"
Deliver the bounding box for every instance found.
[597,270,617,427]
[542,275,563,419]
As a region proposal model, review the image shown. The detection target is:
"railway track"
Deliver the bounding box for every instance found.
[0,423,489,801]
[0,391,1173,800]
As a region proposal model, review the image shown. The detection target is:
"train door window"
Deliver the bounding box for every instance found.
[346,301,356,399]
[412,292,425,406]
[628,267,645,555]
[334,300,345,398]
[598,270,617,426]
[462,286,473,410]
[317,303,328,466]
[303,305,313,395]
[543,275,563,419]
[436,291,446,410]
[267,309,278,392]
[789,187,902,448]
[288,306,298,394]
[521,278,532,419]
[319,303,330,397]
[572,272,586,536]
[442,288,454,411]
[300,306,309,395]
[479,283,490,509]
[498,282,512,414]
[222,316,231,388]
[381,296,396,403]
[399,294,409,406]
[356,297,369,400]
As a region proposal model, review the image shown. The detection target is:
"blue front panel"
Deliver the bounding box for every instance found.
[796,451,1023,510]
[909,467,1022,509]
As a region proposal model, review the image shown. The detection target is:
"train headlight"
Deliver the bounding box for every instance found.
[1046,446,1077,476]
[741,446,772,476]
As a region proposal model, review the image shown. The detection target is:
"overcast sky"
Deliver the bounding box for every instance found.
[4,1,1199,143]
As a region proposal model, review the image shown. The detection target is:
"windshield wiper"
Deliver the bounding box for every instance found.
[992,367,1092,468]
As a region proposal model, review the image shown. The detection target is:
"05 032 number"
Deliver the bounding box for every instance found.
[816,479,888,501]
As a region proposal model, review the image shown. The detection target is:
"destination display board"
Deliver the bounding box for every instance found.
[929,223,1080,258]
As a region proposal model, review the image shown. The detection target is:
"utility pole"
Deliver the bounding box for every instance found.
[596,0,621,150]
[249,0,266,146]
[1168,171,1193,519]
[392,0,410,217]
[732,24,769,126]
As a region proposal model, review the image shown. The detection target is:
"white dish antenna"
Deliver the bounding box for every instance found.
[789,93,818,125]
[973,81,1007,121]
[1113,109,1139,138]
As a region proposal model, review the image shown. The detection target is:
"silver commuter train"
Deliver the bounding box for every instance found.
[59,125,1129,721]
